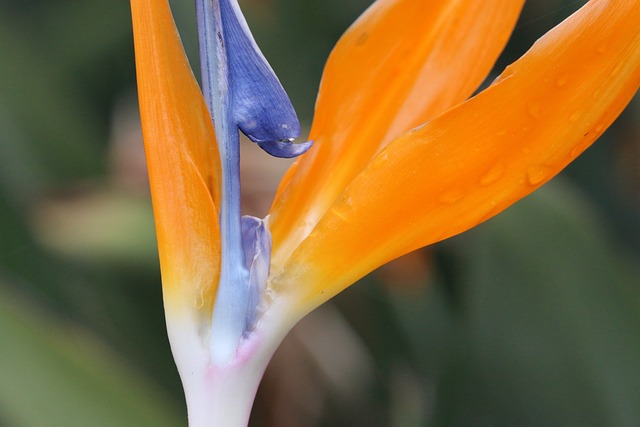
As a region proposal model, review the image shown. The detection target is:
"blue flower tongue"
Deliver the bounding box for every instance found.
[197,0,310,365]
[220,0,312,158]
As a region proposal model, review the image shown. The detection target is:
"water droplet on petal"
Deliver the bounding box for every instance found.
[480,163,505,186]
[439,188,465,204]
[593,87,604,99]
[307,228,319,240]
[610,63,623,77]
[371,151,389,170]
[331,198,354,222]
[196,289,206,309]
[527,164,552,186]
[595,42,608,54]
[570,145,583,158]
[569,111,582,122]
[556,74,569,87]
[356,31,369,46]
[528,103,541,119]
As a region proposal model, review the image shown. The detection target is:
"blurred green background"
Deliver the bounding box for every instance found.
[0,0,639,426]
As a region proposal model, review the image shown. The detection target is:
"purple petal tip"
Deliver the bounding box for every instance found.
[256,139,314,158]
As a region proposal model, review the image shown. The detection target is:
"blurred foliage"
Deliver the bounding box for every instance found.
[0,0,639,426]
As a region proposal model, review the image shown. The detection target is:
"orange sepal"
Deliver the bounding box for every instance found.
[131,0,221,314]
[271,0,640,312]
[269,0,525,268]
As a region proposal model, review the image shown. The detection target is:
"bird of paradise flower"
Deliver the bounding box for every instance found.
[130,0,640,425]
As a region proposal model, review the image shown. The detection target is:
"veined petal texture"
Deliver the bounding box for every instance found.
[269,0,525,268]
[131,0,221,316]
[271,0,640,315]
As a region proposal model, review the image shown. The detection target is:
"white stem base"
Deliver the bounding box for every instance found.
[166,299,297,427]
[184,362,263,427]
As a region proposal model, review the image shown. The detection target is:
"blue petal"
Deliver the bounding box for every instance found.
[241,215,272,333]
[219,0,307,157]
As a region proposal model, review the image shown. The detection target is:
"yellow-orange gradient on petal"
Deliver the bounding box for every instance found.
[269,0,525,268]
[271,0,640,312]
[131,0,221,315]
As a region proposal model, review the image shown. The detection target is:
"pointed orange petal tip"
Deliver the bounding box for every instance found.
[271,0,640,313]
[131,0,221,315]
[269,0,525,270]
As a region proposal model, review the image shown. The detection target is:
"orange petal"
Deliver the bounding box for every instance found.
[269,0,525,268]
[272,0,640,313]
[131,0,221,315]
